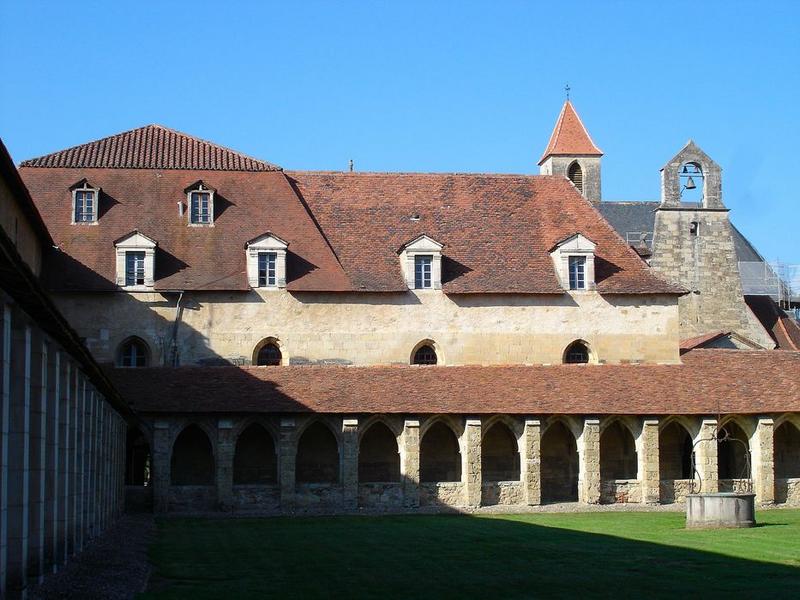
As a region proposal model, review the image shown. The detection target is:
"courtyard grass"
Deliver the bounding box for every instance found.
[142,509,800,599]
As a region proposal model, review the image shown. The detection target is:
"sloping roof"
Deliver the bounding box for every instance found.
[538,101,603,165]
[19,125,281,172]
[745,295,800,351]
[20,168,352,292]
[288,172,683,294]
[679,330,763,352]
[107,349,800,415]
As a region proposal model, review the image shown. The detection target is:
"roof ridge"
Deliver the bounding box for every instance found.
[285,170,558,178]
[538,100,603,165]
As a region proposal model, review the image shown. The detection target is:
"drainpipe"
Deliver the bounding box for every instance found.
[170,291,184,366]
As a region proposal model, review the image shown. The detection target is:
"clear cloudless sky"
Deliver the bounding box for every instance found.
[1,1,798,264]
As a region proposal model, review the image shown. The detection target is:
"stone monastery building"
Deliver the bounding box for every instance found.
[2,101,800,582]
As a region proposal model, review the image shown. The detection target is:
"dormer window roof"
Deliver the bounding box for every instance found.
[114,230,157,289]
[549,233,597,291]
[399,234,444,290]
[184,180,215,226]
[246,232,289,289]
[70,179,99,224]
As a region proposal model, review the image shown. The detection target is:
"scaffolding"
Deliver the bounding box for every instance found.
[738,260,799,310]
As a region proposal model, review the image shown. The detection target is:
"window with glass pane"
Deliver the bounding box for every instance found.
[412,344,437,365]
[414,255,433,289]
[568,256,586,290]
[119,338,148,367]
[258,252,277,286]
[74,190,95,222]
[125,251,146,286]
[190,191,212,224]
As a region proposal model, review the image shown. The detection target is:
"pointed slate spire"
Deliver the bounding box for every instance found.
[538,101,603,165]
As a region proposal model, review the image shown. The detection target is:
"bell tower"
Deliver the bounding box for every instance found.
[649,141,773,347]
[539,100,603,203]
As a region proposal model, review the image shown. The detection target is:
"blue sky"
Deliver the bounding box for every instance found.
[1,1,798,263]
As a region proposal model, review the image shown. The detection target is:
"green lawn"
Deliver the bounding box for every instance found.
[142,510,800,599]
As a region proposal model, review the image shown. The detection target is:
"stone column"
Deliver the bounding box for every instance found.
[751,417,775,505]
[75,377,85,551]
[152,420,171,513]
[464,419,482,507]
[522,419,541,506]
[216,419,235,511]
[28,334,46,583]
[58,360,69,565]
[0,303,10,596]
[401,419,420,508]
[579,418,601,504]
[44,348,58,573]
[86,391,95,540]
[279,418,296,512]
[694,418,719,494]
[640,419,660,504]
[341,418,359,510]
[6,317,31,597]
[69,367,78,553]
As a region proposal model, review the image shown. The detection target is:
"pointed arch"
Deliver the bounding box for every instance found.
[420,420,461,482]
[234,423,277,484]
[296,420,340,484]
[774,420,800,479]
[253,337,283,366]
[563,340,591,364]
[170,424,215,486]
[125,426,151,486]
[717,420,751,480]
[659,421,693,480]
[600,420,638,480]
[411,339,439,365]
[359,421,400,483]
[481,421,520,482]
[567,161,583,193]
[116,336,150,367]
[541,420,579,502]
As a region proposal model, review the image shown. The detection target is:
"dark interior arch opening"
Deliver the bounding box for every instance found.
[564,341,589,364]
[775,422,800,479]
[481,422,520,481]
[659,422,693,480]
[296,422,340,484]
[255,341,282,366]
[171,425,215,486]
[125,426,151,486]
[234,423,277,485]
[567,161,583,193]
[718,422,750,480]
[600,422,638,480]
[358,422,400,483]
[541,422,578,502]
[420,422,461,482]
[412,344,437,365]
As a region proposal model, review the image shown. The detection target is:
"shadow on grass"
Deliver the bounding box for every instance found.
[140,511,800,599]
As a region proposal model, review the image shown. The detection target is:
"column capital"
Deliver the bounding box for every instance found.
[404,419,420,428]
[218,418,234,430]
[154,419,170,430]
[642,418,659,427]
[342,418,359,428]
[465,419,481,427]
[280,418,296,429]
[584,418,600,426]
[756,417,774,426]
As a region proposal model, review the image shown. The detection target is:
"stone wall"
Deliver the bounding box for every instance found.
[232,485,280,511]
[295,484,343,509]
[718,479,752,493]
[539,155,602,203]
[600,479,642,504]
[775,478,800,505]
[481,482,524,506]
[658,479,695,504]
[358,483,404,509]
[420,482,465,507]
[168,485,216,512]
[54,290,681,367]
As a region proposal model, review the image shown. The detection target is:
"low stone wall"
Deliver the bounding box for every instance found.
[420,482,465,507]
[600,479,641,504]
[719,479,752,493]
[358,482,404,509]
[295,483,343,508]
[481,481,524,506]
[775,478,800,505]
[659,479,694,504]
[125,485,153,512]
[233,484,280,511]
[169,485,216,511]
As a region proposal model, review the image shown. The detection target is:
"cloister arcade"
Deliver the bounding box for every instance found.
[124,413,800,513]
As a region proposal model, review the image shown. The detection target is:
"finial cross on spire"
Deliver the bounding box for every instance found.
[565,83,571,100]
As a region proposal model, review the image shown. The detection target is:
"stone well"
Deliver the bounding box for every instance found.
[685,493,756,529]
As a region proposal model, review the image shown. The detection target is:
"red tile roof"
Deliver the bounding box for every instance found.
[289,172,682,294]
[745,295,800,351]
[20,125,281,172]
[539,101,603,165]
[19,126,682,294]
[109,349,800,416]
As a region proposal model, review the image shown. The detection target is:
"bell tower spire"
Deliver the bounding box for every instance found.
[539,100,603,203]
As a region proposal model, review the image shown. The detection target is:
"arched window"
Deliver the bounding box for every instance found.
[256,342,282,366]
[774,422,800,479]
[233,424,277,485]
[679,161,704,203]
[117,337,149,368]
[296,422,340,484]
[170,425,214,486]
[567,162,583,193]
[420,422,461,482]
[358,422,400,483]
[564,341,589,364]
[412,344,437,365]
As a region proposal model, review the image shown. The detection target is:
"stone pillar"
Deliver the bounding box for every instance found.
[28,334,46,584]
[640,419,660,504]
[579,418,601,504]
[752,417,775,505]
[464,419,482,507]
[44,348,58,573]
[695,418,719,494]
[7,317,31,597]
[341,418,359,510]
[69,366,78,554]
[85,391,95,540]
[75,377,85,551]
[216,419,234,511]
[522,419,541,505]
[401,419,420,508]
[152,420,171,513]
[58,360,69,565]
[279,418,296,512]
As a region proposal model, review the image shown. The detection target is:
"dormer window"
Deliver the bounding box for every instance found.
[114,231,157,289]
[399,235,443,290]
[70,180,99,224]
[185,181,214,225]
[550,233,596,292]
[246,233,288,289]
